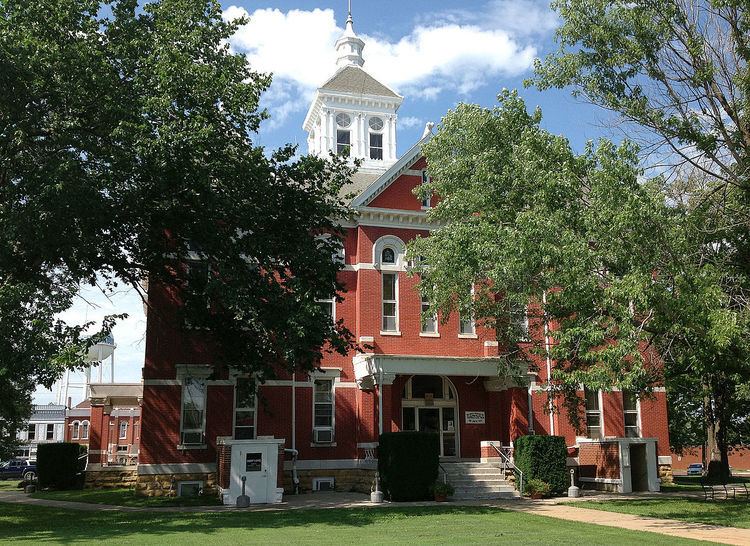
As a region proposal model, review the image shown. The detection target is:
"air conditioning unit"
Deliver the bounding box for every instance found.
[313,429,333,444]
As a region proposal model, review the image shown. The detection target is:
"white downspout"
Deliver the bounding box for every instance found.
[543,290,555,435]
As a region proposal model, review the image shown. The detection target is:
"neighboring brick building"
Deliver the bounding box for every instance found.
[137,11,671,502]
[66,388,142,468]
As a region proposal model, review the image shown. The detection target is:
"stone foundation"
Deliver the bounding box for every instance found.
[283,468,376,494]
[658,463,674,484]
[84,468,138,489]
[135,472,217,497]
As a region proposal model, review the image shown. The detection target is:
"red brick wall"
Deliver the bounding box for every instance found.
[671,446,750,471]
[640,391,670,455]
[579,442,620,480]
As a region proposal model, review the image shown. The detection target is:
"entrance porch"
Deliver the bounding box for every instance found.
[353,354,527,460]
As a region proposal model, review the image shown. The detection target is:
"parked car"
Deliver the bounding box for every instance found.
[686,463,704,476]
[0,459,36,481]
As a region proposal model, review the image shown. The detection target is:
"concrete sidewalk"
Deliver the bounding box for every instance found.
[1,489,747,544]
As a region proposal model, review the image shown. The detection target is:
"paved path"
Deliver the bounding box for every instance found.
[2,489,748,544]
[508,502,750,546]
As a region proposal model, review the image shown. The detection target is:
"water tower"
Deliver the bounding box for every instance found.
[54,334,117,406]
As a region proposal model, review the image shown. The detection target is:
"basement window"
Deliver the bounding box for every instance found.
[178,481,203,497]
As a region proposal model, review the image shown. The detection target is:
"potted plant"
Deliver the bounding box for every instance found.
[524,478,551,500]
[431,481,455,502]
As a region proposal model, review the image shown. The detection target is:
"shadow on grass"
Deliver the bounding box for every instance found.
[0,504,507,542]
[581,498,750,528]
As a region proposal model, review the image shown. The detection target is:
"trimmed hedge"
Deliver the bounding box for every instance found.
[514,435,568,495]
[378,432,439,501]
[37,442,86,490]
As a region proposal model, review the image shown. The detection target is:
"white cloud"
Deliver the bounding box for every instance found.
[224,4,550,130]
[399,116,424,129]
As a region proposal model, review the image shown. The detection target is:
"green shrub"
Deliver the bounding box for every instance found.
[430,481,455,497]
[37,443,86,490]
[514,435,567,495]
[378,432,439,501]
[524,478,551,497]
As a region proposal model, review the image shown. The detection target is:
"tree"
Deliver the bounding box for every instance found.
[0,0,353,456]
[531,0,750,478]
[410,92,750,477]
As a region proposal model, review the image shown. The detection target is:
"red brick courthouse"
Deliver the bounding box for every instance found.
[134,12,672,503]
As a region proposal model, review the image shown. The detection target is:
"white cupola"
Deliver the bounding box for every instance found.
[335,7,365,68]
[302,2,403,173]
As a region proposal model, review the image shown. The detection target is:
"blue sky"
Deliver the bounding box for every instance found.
[36,0,615,404]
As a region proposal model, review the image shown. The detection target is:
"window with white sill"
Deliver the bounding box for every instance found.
[420,293,437,334]
[234,377,257,440]
[623,390,641,438]
[313,379,334,443]
[181,378,207,446]
[585,388,602,439]
[382,272,398,332]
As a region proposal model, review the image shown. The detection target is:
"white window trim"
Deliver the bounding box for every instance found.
[179,377,207,449]
[420,293,438,336]
[233,377,258,441]
[316,297,336,324]
[81,420,90,440]
[119,420,128,440]
[311,371,338,445]
[623,391,641,438]
[585,389,604,439]
[381,272,399,334]
[458,285,476,337]
[369,129,384,160]
[372,235,406,270]
[72,421,80,440]
[178,480,203,497]
[421,170,431,209]
[336,129,351,155]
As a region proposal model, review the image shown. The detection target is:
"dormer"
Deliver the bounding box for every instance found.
[303,7,403,172]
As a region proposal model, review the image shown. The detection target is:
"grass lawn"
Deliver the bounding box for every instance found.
[0,502,708,545]
[0,480,22,492]
[578,498,750,528]
[29,487,222,508]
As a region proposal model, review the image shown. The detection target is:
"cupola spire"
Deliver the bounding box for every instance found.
[335,1,365,68]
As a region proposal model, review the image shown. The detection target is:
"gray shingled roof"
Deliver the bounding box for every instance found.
[339,171,381,202]
[320,66,400,98]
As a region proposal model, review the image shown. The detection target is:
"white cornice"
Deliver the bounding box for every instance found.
[337,207,441,230]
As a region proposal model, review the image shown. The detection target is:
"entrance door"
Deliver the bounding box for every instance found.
[629,444,649,491]
[230,442,275,504]
[413,407,457,458]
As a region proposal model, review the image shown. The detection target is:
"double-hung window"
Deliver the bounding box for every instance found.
[27,425,36,441]
[369,117,384,160]
[421,170,431,208]
[234,378,257,440]
[181,378,207,446]
[585,389,602,439]
[46,424,54,440]
[459,286,476,336]
[420,294,437,334]
[382,273,398,332]
[119,420,128,439]
[336,113,352,155]
[317,298,335,323]
[511,306,530,341]
[623,390,640,437]
[72,422,80,440]
[81,421,89,440]
[313,379,334,443]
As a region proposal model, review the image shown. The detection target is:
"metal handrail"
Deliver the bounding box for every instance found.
[438,462,448,484]
[492,443,524,495]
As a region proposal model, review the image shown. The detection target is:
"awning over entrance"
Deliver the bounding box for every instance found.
[353,354,513,391]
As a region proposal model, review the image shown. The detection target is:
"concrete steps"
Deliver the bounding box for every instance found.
[441,461,520,500]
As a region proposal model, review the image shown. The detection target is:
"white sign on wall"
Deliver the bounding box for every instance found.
[465,411,486,424]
